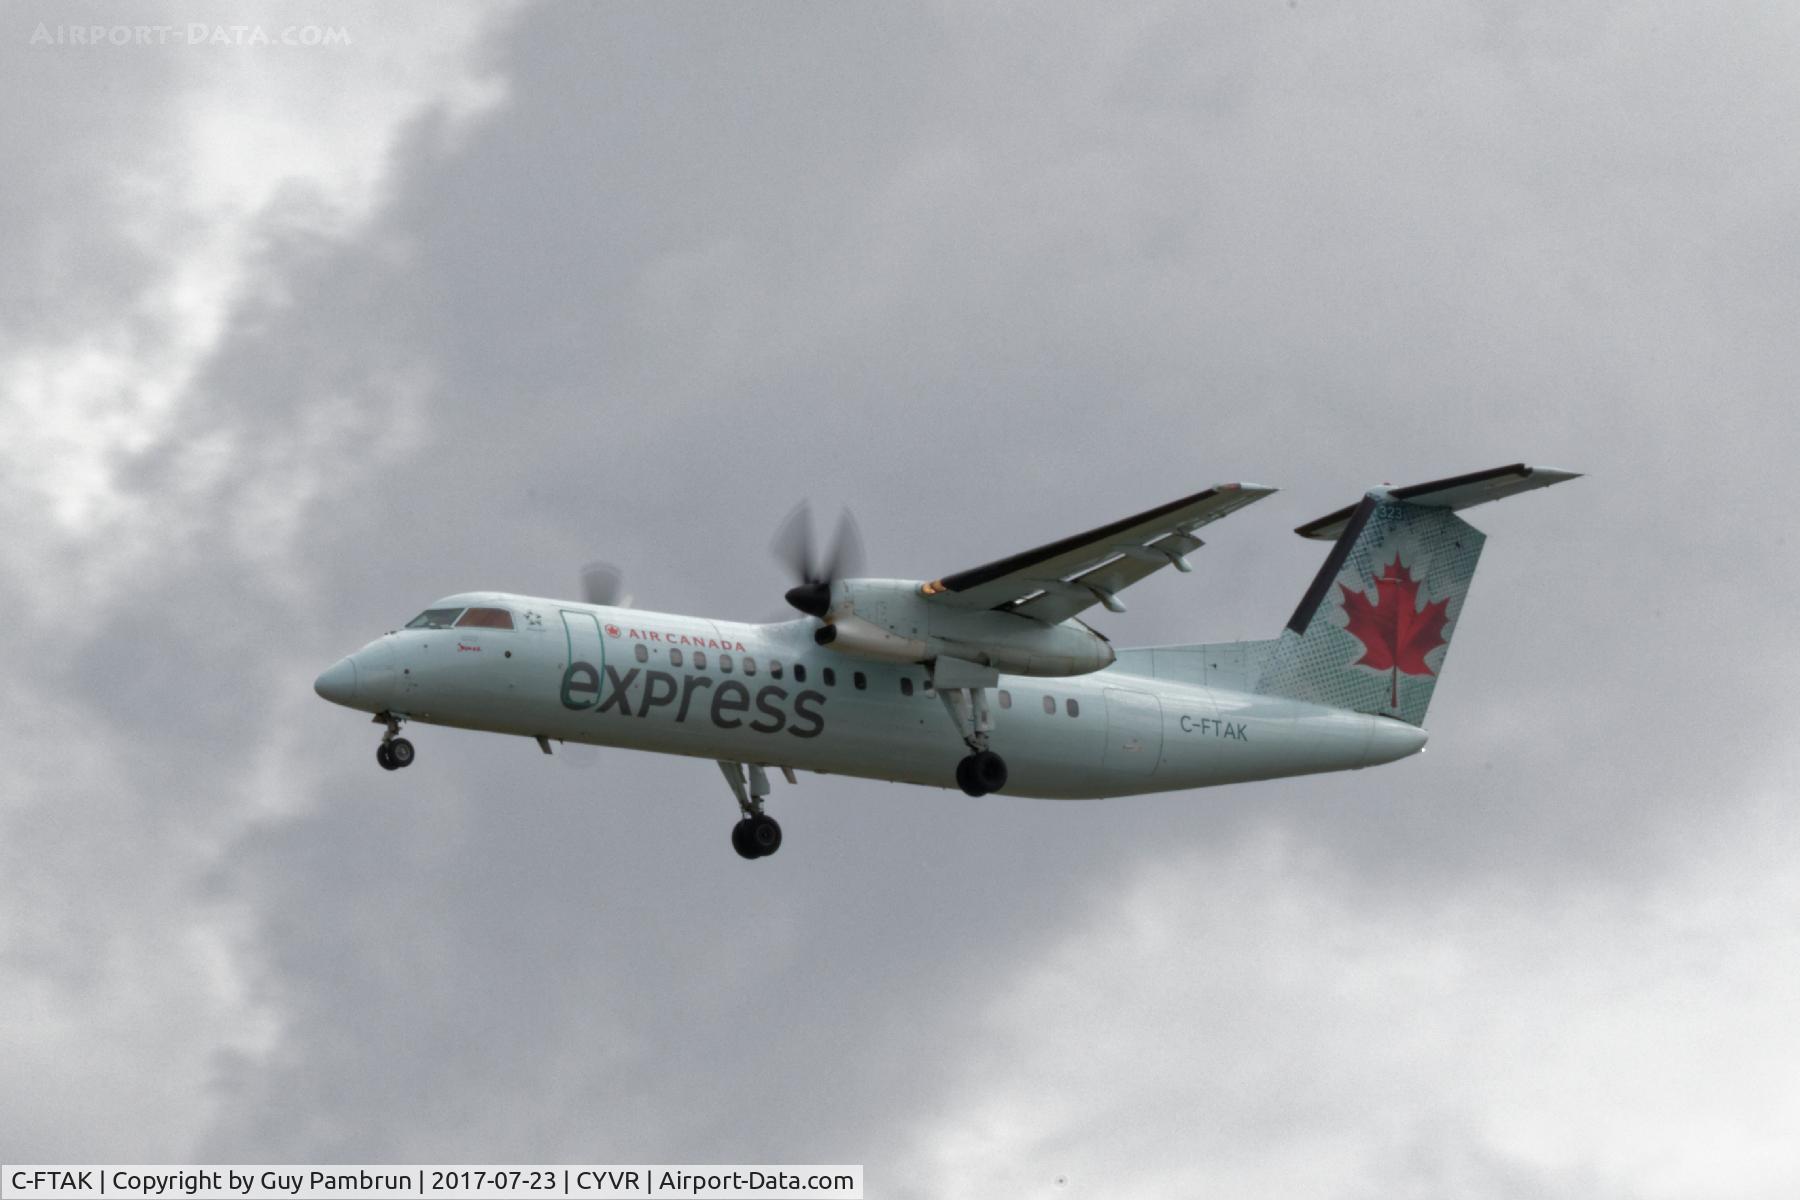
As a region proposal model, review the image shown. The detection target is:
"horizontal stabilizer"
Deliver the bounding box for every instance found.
[1295,464,1581,540]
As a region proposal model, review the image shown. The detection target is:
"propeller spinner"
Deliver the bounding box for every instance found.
[772,502,863,617]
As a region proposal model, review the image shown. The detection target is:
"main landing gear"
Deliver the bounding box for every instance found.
[720,760,790,860]
[955,749,1008,797]
[932,658,1008,797]
[374,712,415,771]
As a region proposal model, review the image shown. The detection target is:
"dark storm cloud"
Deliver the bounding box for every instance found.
[7,2,1799,1193]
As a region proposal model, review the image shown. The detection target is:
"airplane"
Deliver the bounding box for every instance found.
[314,463,1578,859]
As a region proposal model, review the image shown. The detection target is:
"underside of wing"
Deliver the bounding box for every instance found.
[922,483,1277,623]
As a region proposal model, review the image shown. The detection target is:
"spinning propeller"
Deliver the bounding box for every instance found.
[579,562,633,608]
[772,501,864,617]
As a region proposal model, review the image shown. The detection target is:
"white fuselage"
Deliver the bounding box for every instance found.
[318,592,1426,798]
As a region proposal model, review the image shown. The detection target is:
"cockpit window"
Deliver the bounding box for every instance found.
[406,607,465,629]
[455,607,514,630]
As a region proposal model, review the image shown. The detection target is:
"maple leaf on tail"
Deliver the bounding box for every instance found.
[1338,554,1451,709]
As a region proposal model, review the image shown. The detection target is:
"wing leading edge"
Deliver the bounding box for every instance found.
[922,483,1277,623]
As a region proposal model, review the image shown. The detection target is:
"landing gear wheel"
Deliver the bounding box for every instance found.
[386,737,415,769]
[731,819,757,860]
[955,755,980,796]
[957,750,1008,796]
[972,749,1007,793]
[744,814,783,858]
[377,743,399,771]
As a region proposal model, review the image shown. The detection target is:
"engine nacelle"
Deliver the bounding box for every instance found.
[813,615,930,662]
[814,579,1115,677]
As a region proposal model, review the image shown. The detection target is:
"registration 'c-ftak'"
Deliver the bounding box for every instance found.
[315,463,1578,860]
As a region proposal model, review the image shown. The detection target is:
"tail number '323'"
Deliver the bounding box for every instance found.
[561,663,825,737]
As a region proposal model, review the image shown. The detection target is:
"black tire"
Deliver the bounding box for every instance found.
[971,749,1008,793]
[731,819,758,860]
[956,754,986,797]
[747,814,783,857]
[387,737,415,768]
[377,743,399,771]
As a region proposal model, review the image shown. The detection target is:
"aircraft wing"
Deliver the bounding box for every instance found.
[920,483,1276,623]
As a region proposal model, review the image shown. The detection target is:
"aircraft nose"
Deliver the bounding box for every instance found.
[314,656,358,706]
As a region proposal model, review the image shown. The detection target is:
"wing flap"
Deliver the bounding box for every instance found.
[1008,530,1208,622]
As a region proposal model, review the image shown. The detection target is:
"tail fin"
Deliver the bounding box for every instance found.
[1256,464,1579,726]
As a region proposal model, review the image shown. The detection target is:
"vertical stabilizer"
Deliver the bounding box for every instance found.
[1256,464,1577,726]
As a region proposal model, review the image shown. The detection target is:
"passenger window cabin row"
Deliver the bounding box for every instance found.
[405,613,1084,716]
[898,677,1080,716]
[621,642,1086,714]
[1002,689,1079,718]
[630,643,876,691]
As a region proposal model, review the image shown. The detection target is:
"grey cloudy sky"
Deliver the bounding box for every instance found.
[4,3,1797,1196]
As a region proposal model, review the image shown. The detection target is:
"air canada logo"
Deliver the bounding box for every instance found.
[1339,554,1449,709]
[605,624,622,638]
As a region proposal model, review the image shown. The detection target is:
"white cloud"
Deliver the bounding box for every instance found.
[1,1,521,618]
[0,0,525,1157]
[907,798,1800,1199]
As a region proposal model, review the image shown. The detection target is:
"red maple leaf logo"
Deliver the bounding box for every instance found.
[604,624,621,638]
[1339,554,1450,709]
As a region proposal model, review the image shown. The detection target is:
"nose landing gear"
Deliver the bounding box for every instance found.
[374,712,415,771]
[731,814,783,858]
